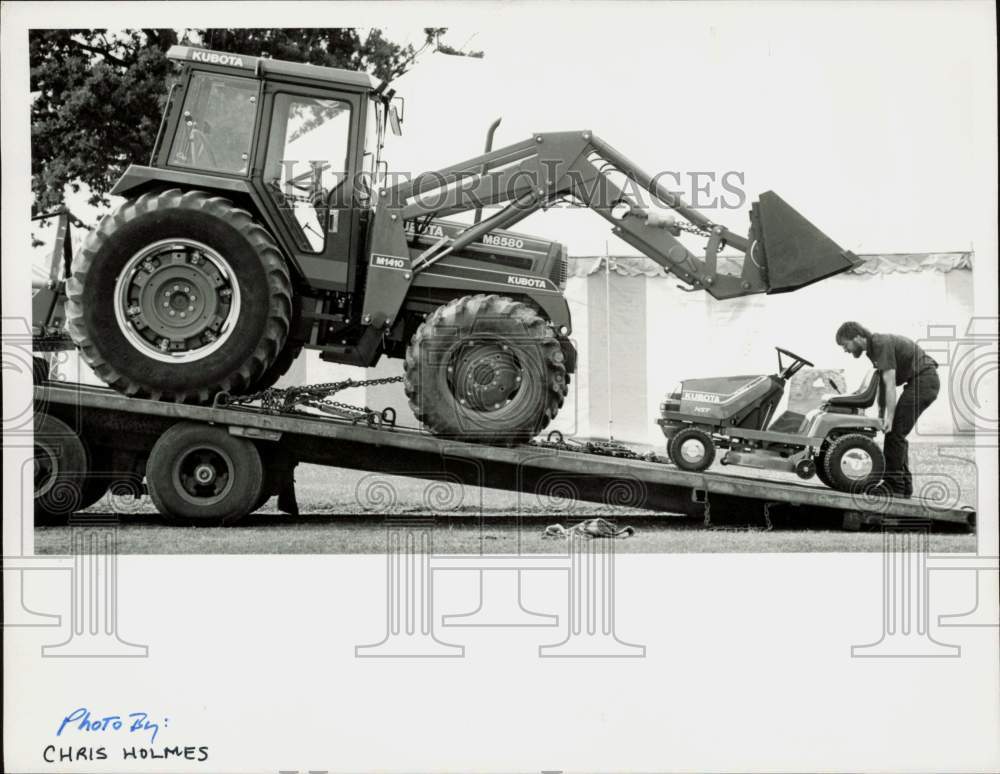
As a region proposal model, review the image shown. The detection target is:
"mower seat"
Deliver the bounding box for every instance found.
[827,370,881,409]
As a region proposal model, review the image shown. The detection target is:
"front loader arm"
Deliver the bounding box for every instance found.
[363,130,862,325]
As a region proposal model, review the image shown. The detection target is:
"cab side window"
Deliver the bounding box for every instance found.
[170,72,258,174]
[264,94,352,252]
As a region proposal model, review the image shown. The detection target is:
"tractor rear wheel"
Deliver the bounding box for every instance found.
[822,433,885,492]
[404,294,568,445]
[668,427,716,472]
[65,188,292,403]
[254,342,304,391]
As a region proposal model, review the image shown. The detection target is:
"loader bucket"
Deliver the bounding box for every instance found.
[749,191,863,294]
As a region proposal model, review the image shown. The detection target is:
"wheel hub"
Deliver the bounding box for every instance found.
[115,239,240,363]
[176,447,233,502]
[840,449,874,480]
[450,340,523,412]
[679,438,707,464]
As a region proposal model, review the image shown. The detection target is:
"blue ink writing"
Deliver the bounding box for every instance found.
[57,708,168,744]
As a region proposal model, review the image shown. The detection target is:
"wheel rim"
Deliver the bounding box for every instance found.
[172,444,235,506]
[679,437,707,465]
[839,448,874,480]
[114,238,242,363]
[34,442,57,497]
[448,339,524,412]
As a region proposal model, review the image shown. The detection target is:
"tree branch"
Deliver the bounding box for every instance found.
[66,38,128,68]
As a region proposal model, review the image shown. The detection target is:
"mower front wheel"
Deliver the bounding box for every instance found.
[668,427,716,472]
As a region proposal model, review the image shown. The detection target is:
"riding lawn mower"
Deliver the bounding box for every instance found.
[657,348,886,492]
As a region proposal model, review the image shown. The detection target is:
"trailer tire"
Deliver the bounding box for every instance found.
[404,294,568,445]
[65,188,292,403]
[34,413,107,521]
[822,433,885,492]
[668,427,715,472]
[146,422,264,526]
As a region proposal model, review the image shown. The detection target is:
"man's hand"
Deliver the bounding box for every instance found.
[882,416,892,434]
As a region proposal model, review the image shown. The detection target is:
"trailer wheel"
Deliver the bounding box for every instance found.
[822,433,885,492]
[668,427,715,472]
[34,413,107,520]
[146,422,263,526]
[65,188,292,403]
[404,294,568,445]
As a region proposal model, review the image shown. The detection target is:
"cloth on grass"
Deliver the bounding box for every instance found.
[542,517,636,539]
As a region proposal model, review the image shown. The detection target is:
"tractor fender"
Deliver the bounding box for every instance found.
[112,164,256,201]
[110,166,303,284]
[408,274,573,334]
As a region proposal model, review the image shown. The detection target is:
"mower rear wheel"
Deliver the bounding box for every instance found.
[822,433,885,492]
[65,188,292,403]
[668,427,716,472]
[146,422,263,526]
[404,294,568,445]
[814,449,835,488]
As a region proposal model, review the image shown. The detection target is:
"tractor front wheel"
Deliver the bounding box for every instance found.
[404,295,568,445]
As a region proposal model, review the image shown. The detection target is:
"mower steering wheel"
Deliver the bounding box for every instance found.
[775,347,814,368]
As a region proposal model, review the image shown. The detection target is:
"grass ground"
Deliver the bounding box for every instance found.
[32,444,979,555]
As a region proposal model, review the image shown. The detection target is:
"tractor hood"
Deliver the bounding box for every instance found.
[677,375,772,404]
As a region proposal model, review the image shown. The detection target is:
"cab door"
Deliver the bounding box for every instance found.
[255,83,362,291]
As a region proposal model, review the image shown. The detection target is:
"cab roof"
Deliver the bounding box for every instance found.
[167,45,380,91]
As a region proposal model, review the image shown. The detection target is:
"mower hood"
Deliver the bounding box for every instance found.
[749,191,863,294]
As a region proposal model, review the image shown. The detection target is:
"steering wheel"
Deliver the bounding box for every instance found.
[188,128,220,170]
[775,347,814,368]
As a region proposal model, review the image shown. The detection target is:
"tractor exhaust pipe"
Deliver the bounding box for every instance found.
[748,191,863,294]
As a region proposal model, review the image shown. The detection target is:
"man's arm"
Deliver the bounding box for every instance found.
[881,370,896,433]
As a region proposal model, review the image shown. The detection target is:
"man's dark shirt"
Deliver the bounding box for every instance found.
[867,333,938,385]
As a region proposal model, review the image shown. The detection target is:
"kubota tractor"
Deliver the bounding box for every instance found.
[56,46,862,444]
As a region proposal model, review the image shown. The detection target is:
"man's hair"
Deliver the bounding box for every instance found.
[836,321,871,343]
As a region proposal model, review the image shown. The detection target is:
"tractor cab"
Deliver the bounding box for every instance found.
[127,45,397,293]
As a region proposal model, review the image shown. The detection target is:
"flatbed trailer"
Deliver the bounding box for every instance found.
[32,381,976,531]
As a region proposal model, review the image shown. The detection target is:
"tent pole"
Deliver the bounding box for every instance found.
[605,242,614,441]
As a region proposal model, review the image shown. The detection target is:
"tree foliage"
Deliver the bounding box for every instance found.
[29,27,481,214]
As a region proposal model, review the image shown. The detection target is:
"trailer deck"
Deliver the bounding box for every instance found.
[34,382,976,530]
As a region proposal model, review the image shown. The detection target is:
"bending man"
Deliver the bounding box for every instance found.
[835,322,939,498]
